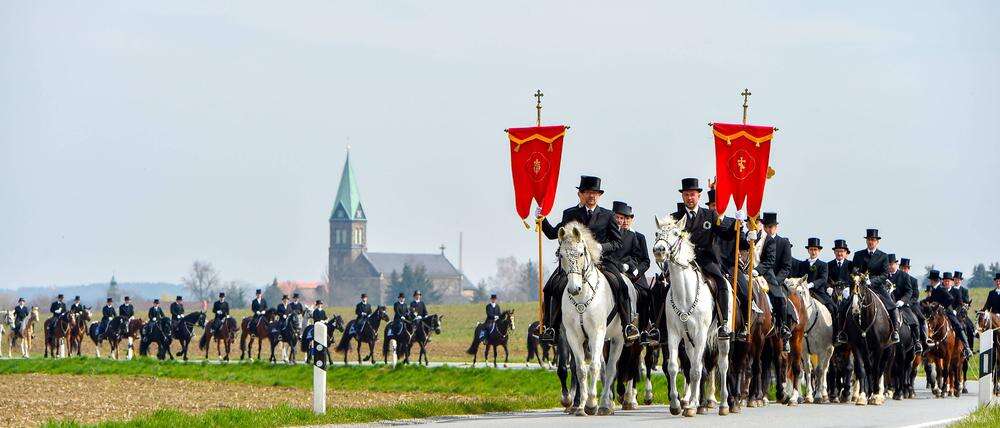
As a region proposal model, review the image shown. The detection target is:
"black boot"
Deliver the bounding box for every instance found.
[889,308,900,344]
[717,281,732,340]
[618,290,639,342]
[539,293,557,344]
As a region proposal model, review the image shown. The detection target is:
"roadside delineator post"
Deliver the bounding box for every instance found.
[313,322,328,414]
[980,328,993,407]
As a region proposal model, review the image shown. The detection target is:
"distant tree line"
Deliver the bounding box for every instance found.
[473,256,551,303]
[921,262,1000,289]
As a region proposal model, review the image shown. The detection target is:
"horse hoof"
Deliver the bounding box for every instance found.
[561,397,572,408]
[719,407,730,416]
[597,407,614,416]
[584,405,597,416]
[682,408,696,417]
[804,396,814,404]
[963,387,969,394]
[748,401,758,408]
[697,406,708,414]
[680,399,688,408]
[669,406,681,415]
[644,397,653,405]
[818,397,829,404]
[855,399,867,406]
[786,400,798,407]
[573,408,585,416]
[622,402,636,411]
[707,400,718,409]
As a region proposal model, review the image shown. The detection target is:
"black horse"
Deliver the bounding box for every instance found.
[171,312,206,361]
[303,314,345,365]
[467,309,514,368]
[844,273,895,405]
[88,316,127,359]
[382,313,415,365]
[408,314,442,366]
[336,306,389,364]
[268,313,301,364]
[526,321,553,368]
[139,318,174,360]
[889,319,917,400]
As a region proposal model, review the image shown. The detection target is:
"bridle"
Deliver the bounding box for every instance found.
[655,227,701,342]
[561,244,600,314]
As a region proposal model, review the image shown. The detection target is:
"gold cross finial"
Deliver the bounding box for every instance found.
[741,89,751,124]
[534,89,544,126]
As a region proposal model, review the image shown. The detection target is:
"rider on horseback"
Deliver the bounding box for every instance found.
[796,238,837,321]
[313,300,328,322]
[954,271,976,351]
[538,175,639,343]
[70,296,84,315]
[146,298,166,336]
[46,294,67,336]
[888,255,924,353]
[410,291,428,339]
[389,293,407,338]
[610,201,651,343]
[622,207,654,343]
[119,296,134,326]
[828,240,854,343]
[926,271,973,359]
[670,178,738,340]
[480,294,501,340]
[842,229,900,345]
[210,292,229,335]
[982,273,1000,313]
[275,294,289,329]
[14,297,29,335]
[761,213,795,352]
[352,294,371,335]
[250,289,268,331]
[899,258,929,349]
[97,298,116,338]
[170,295,184,323]
[289,293,305,328]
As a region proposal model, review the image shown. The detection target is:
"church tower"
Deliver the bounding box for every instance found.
[328,150,367,280]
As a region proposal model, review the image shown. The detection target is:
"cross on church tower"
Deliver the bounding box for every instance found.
[439,244,446,255]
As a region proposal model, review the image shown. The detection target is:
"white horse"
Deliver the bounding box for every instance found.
[785,276,835,404]
[652,215,730,417]
[557,222,625,416]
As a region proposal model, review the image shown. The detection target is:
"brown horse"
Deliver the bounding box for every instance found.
[11,307,39,358]
[727,273,776,411]
[68,308,92,356]
[781,287,809,405]
[121,318,145,359]
[44,312,76,358]
[239,310,276,361]
[199,316,238,361]
[977,310,1000,395]
[923,302,963,398]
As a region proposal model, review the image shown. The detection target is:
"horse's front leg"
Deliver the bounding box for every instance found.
[502,342,509,368]
[598,335,622,415]
[666,333,682,415]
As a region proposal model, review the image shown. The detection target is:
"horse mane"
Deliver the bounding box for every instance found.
[561,221,602,262]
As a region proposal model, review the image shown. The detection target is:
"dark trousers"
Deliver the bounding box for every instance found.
[945,311,971,350]
[695,254,729,325]
[542,263,631,332]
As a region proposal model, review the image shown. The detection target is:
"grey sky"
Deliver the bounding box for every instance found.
[2,2,998,289]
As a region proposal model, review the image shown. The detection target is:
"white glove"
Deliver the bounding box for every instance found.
[827,287,833,295]
[216,310,222,314]
[623,263,630,271]
[841,288,850,299]
[494,316,499,320]
[735,211,747,221]
[895,301,904,308]
[751,270,760,278]
[747,230,759,241]
[55,309,62,314]
[865,278,872,286]
[535,206,543,217]
[806,282,814,289]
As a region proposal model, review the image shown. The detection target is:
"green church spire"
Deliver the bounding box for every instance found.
[331,149,365,221]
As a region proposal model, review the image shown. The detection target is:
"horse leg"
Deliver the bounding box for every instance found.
[666,333,683,415]
[565,333,589,416]
[599,335,622,415]
[502,342,509,368]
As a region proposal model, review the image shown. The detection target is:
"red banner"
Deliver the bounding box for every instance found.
[508,125,566,219]
[712,123,773,218]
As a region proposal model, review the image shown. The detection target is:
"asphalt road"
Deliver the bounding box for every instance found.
[325,379,979,428]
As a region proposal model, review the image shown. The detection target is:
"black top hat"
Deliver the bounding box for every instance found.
[762,212,778,226]
[833,239,850,252]
[928,270,941,280]
[576,175,604,194]
[942,272,953,280]
[219,292,226,298]
[398,293,405,298]
[316,300,323,305]
[292,293,299,298]
[57,294,64,299]
[106,297,113,303]
[864,229,881,240]
[74,296,80,301]
[413,290,422,296]
[153,299,160,304]
[707,189,717,204]
[176,295,183,301]
[679,177,702,193]
[900,258,911,268]
[361,293,368,298]
[255,289,262,294]
[626,204,635,218]
[995,273,1000,281]
[954,271,963,280]
[282,294,289,300]
[805,237,823,249]
[124,296,131,301]
[612,201,632,217]
[490,294,498,299]
[18,297,25,302]
[888,254,898,263]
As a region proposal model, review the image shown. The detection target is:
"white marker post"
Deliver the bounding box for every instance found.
[313,322,328,414]
[980,329,993,406]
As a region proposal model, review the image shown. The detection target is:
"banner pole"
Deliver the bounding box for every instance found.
[537,218,545,329]
[733,218,742,335]
[746,217,757,334]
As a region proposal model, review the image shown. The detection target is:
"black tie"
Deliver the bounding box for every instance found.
[687,210,694,221]
[584,209,592,224]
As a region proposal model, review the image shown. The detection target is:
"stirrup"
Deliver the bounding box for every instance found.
[539,327,556,343]
[890,331,900,344]
[782,339,790,353]
[718,325,732,340]
[645,328,661,345]
[835,331,848,344]
[624,324,640,341]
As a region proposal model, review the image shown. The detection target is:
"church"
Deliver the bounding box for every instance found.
[327,151,467,305]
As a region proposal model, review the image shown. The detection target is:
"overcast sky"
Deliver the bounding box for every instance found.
[2,2,998,289]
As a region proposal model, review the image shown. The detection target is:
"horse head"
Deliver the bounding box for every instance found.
[499,310,515,333]
[425,314,442,334]
[652,215,692,269]
[330,315,345,332]
[977,310,993,333]
[784,276,811,304]
[2,311,13,326]
[377,306,390,322]
[557,222,601,297]
[848,272,870,315]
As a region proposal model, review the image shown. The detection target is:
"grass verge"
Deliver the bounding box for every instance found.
[949,405,999,428]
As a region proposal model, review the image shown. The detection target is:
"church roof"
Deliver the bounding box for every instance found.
[331,151,365,221]
[364,252,461,278]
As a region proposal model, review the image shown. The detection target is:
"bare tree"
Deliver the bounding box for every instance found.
[222,280,251,309]
[182,260,221,302]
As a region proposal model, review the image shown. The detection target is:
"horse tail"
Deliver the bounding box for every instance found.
[198,331,210,351]
[335,324,353,353]
[466,325,482,355]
